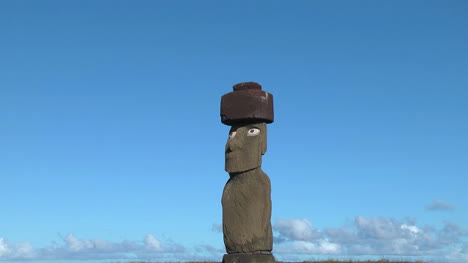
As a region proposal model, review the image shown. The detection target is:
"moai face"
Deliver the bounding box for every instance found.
[225,122,267,174]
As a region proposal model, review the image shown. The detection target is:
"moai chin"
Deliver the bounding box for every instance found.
[220,82,275,263]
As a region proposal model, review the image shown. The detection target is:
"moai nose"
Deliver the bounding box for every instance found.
[225,141,233,153]
[226,133,242,152]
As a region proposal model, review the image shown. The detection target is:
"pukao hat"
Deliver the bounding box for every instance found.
[220,82,274,125]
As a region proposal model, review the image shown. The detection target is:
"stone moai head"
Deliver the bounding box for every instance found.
[220,82,274,174]
[225,122,267,173]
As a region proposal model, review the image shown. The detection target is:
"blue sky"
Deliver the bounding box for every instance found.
[1,1,467,262]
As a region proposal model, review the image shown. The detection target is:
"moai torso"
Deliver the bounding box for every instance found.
[220,82,275,263]
[222,168,272,253]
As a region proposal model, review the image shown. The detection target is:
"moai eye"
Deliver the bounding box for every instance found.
[228,131,237,140]
[247,128,260,136]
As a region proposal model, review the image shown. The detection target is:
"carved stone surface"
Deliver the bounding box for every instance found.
[220,82,274,126]
[225,123,267,174]
[222,167,273,253]
[220,82,275,263]
[222,253,276,263]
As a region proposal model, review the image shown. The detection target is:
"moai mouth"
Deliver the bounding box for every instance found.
[220,82,276,263]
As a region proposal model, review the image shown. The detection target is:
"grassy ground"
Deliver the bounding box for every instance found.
[126,261,426,263]
[299,260,425,263]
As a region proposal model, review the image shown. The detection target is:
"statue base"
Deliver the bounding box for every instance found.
[222,253,275,263]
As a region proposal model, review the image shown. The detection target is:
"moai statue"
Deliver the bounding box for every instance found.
[220,82,275,263]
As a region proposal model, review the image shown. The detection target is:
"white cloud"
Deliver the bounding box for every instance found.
[64,233,93,252]
[288,240,341,254]
[274,217,468,262]
[274,219,321,241]
[144,234,161,251]
[427,200,456,211]
[2,217,467,262]
[354,216,403,240]
[273,219,339,255]
[0,234,184,261]
[401,224,420,234]
[0,238,37,260]
[0,239,7,257]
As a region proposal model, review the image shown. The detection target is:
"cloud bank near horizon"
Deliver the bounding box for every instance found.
[273,217,468,262]
[0,234,184,261]
[1,216,467,263]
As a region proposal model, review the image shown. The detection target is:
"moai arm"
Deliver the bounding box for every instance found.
[220,82,275,263]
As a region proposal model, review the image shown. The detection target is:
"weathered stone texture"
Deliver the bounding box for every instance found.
[220,82,274,126]
[220,82,275,263]
[225,123,266,174]
[222,253,276,263]
[222,168,273,253]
